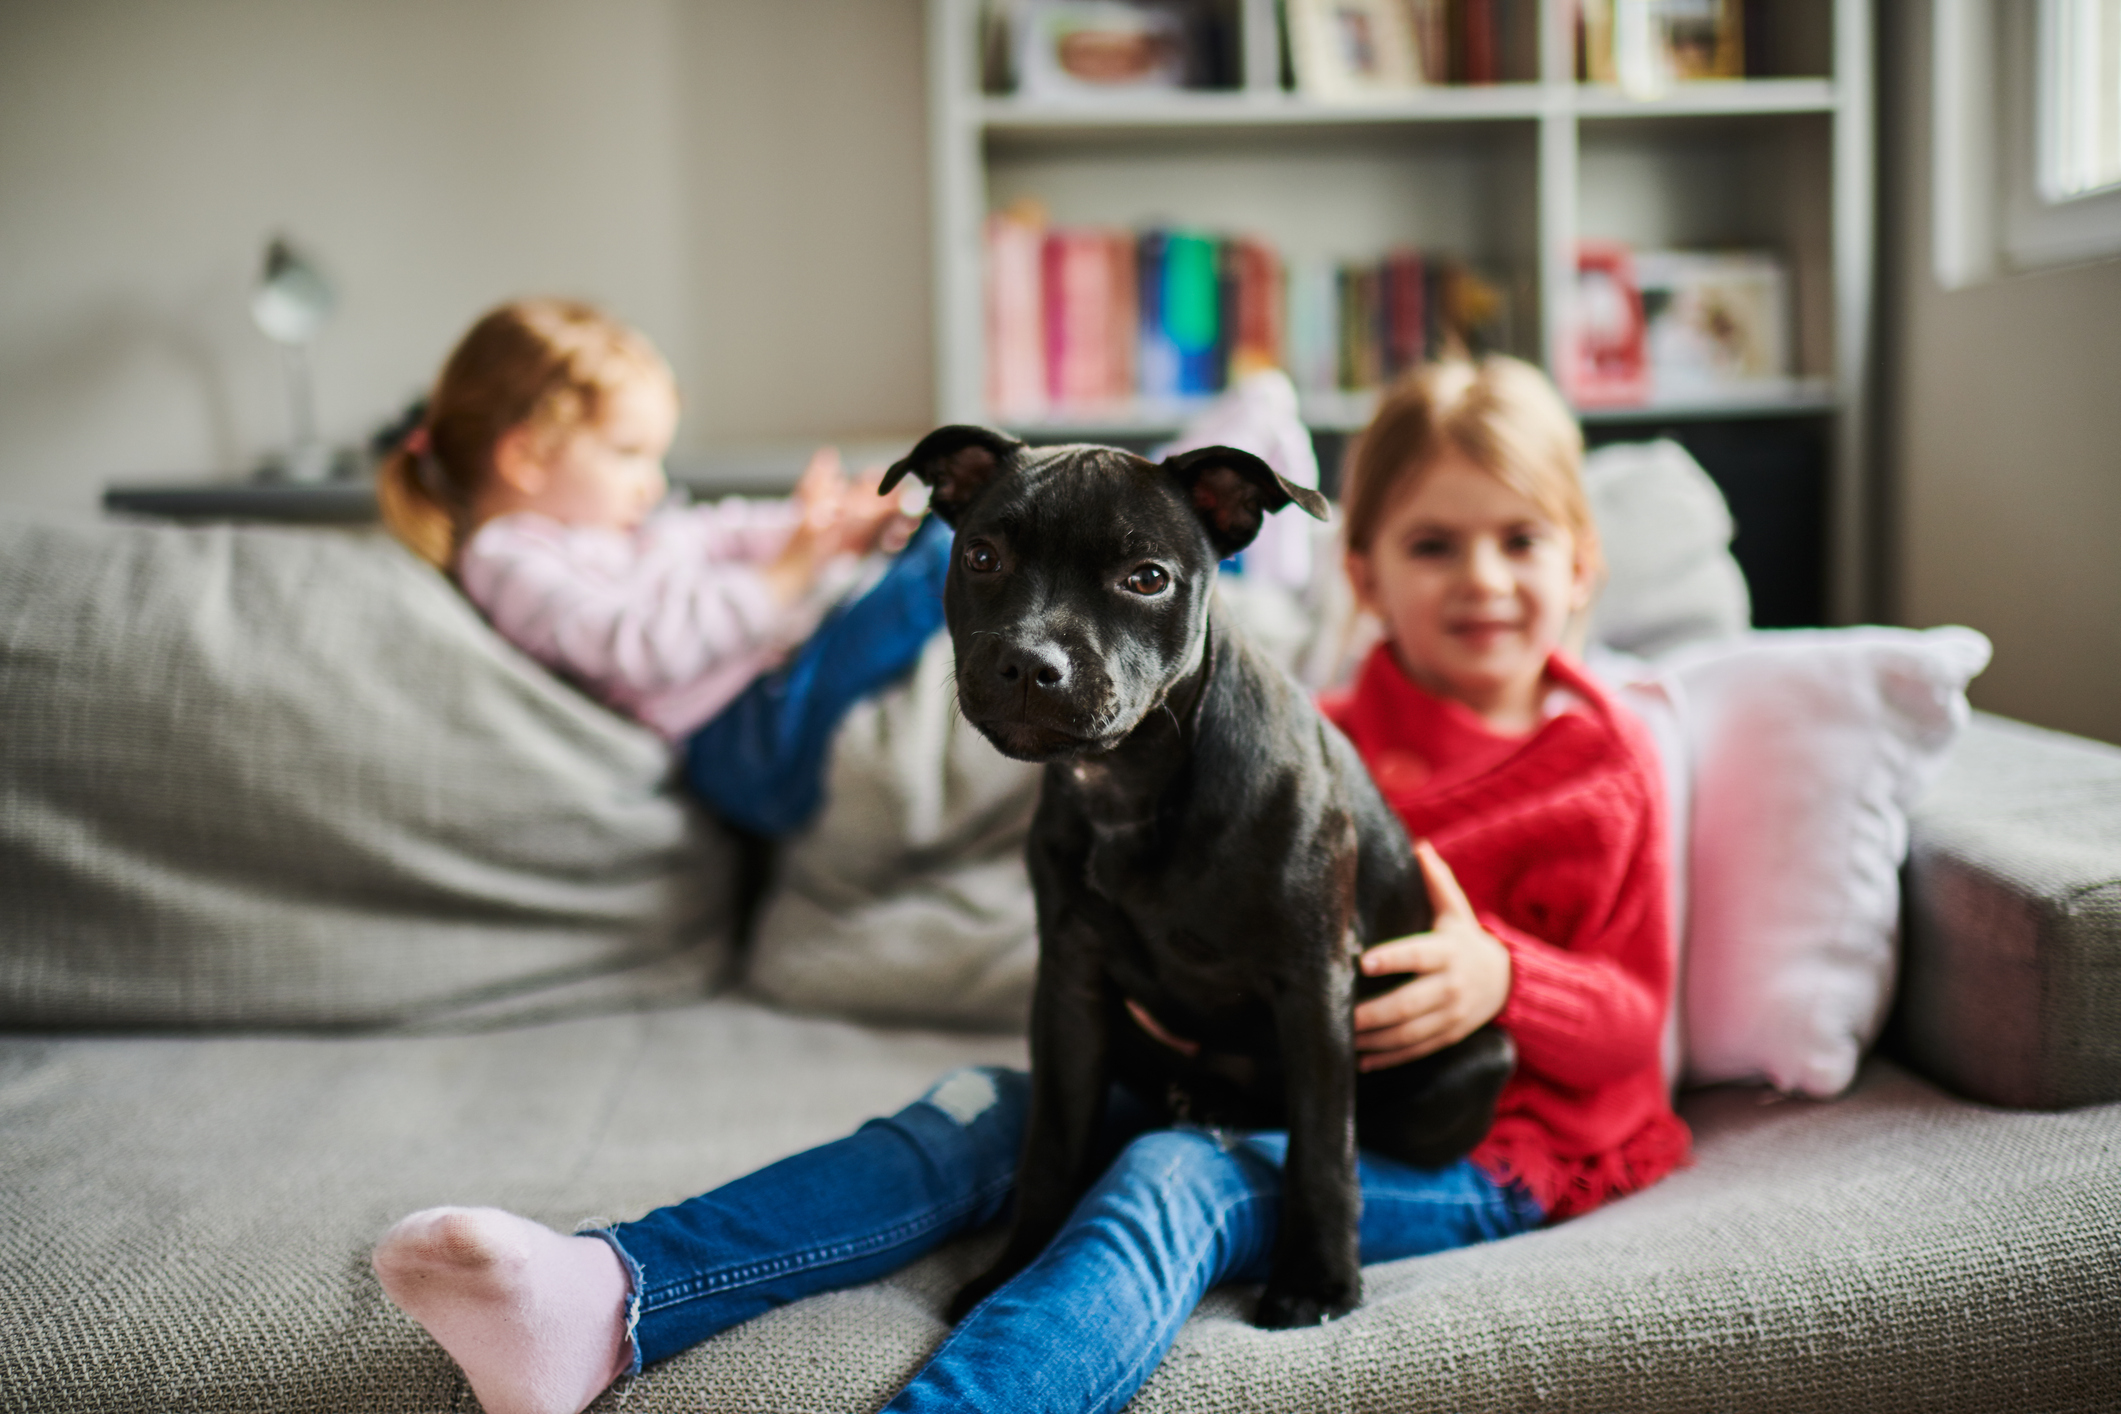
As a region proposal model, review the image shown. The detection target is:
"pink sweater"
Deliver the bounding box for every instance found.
[456,500,828,740]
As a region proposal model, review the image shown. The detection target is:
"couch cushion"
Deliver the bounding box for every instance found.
[0,519,734,1029]
[1581,437,1753,658]
[2,1002,2114,1413]
[1897,712,2121,1109]
[744,632,1043,1031]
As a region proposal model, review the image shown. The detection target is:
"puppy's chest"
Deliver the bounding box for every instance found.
[1080,819,1266,1008]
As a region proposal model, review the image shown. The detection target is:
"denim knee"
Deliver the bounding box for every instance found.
[1086,1128,1279,1284]
[917,1066,1024,1128]
[857,1067,1028,1218]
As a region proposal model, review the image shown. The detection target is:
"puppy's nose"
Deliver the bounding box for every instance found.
[998,643,1069,690]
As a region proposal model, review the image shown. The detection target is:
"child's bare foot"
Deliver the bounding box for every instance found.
[372,1206,631,1414]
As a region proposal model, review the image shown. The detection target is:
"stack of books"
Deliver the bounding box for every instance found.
[985,205,1509,421]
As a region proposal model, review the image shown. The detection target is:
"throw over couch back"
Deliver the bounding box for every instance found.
[0,520,736,1030]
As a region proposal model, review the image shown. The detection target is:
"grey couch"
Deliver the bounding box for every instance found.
[3,512,2118,1414]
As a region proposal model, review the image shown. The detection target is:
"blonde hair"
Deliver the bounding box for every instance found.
[1340,356,1601,584]
[377,299,677,567]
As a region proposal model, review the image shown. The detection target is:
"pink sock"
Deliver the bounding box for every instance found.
[372,1206,633,1414]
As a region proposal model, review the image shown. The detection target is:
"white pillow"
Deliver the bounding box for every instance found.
[1581,438,1753,658]
[1595,626,1993,1097]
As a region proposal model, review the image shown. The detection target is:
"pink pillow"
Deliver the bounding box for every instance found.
[1596,627,1992,1097]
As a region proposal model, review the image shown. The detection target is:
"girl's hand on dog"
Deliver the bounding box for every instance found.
[1353,841,1512,1071]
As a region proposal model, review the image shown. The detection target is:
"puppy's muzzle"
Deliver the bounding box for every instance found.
[958,635,1120,759]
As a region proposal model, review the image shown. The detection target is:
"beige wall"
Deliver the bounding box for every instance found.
[1882,4,2121,746]
[0,0,932,519]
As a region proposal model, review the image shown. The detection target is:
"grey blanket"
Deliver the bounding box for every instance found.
[0,520,734,1030]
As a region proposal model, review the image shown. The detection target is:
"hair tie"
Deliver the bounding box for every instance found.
[403,426,451,501]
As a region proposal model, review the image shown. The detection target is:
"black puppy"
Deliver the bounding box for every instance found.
[881,426,1515,1330]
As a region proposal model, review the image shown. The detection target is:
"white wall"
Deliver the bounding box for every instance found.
[0,0,933,519]
[1882,4,2121,746]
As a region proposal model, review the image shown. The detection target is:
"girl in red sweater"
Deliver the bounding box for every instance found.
[371,356,1685,1414]
[1325,355,1689,1219]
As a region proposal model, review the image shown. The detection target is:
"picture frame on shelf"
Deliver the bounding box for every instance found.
[1636,249,1790,401]
[1014,0,1195,100]
[1581,0,1745,96]
[1286,0,1426,102]
[1568,240,1649,408]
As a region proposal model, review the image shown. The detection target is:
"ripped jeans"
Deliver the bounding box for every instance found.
[594,1067,1542,1414]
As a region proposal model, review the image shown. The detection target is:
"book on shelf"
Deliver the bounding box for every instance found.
[1043,227,1135,405]
[1286,260,1339,395]
[985,202,1047,419]
[1454,0,1500,85]
[1580,0,1745,94]
[1405,0,1451,84]
[985,210,1511,422]
[1226,238,1285,381]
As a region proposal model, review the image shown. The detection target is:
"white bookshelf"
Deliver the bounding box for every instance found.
[926,0,1873,620]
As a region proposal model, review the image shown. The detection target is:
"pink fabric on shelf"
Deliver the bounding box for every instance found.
[456,499,826,741]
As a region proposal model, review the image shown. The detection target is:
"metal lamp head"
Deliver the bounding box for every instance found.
[250,237,335,347]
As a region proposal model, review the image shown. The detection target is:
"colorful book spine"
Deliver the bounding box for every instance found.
[1382,248,1425,378]
[984,205,1046,418]
[1137,230,1179,399]
[1044,228,1126,407]
[1286,258,1338,395]
[1338,264,1383,392]
[1459,0,1498,84]
[1407,0,1451,84]
[984,207,1514,411]
[1214,239,1239,395]
[1163,232,1221,396]
[1105,234,1138,401]
[1229,238,1285,380]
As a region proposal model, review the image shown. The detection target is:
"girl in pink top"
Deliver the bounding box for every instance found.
[378,299,953,835]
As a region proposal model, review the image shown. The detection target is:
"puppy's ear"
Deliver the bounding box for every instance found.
[881,426,1025,526]
[1163,445,1331,558]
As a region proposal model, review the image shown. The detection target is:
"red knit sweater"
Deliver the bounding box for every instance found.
[1319,645,1691,1220]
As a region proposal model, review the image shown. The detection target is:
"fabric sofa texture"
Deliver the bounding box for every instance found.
[3,477,2118,1412]
[1898,712,2121,1110]
[6,1002,2116,1413]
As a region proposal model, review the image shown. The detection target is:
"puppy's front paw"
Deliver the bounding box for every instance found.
[1254,1278,1359,1330]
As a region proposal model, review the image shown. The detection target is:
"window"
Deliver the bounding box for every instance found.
[1933,0,2121,288]
[2039,0,2121,201]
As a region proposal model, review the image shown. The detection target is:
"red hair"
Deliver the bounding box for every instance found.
[377,299,675,567]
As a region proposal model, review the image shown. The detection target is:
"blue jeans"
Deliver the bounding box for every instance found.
[684,514,952,837]
[595,1067,1543,1414]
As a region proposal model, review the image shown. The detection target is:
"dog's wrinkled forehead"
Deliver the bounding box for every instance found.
[967,444,1212,563]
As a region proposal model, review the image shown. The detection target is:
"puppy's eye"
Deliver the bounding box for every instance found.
[1125,564,1170,596]
[963,541,1002,574]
